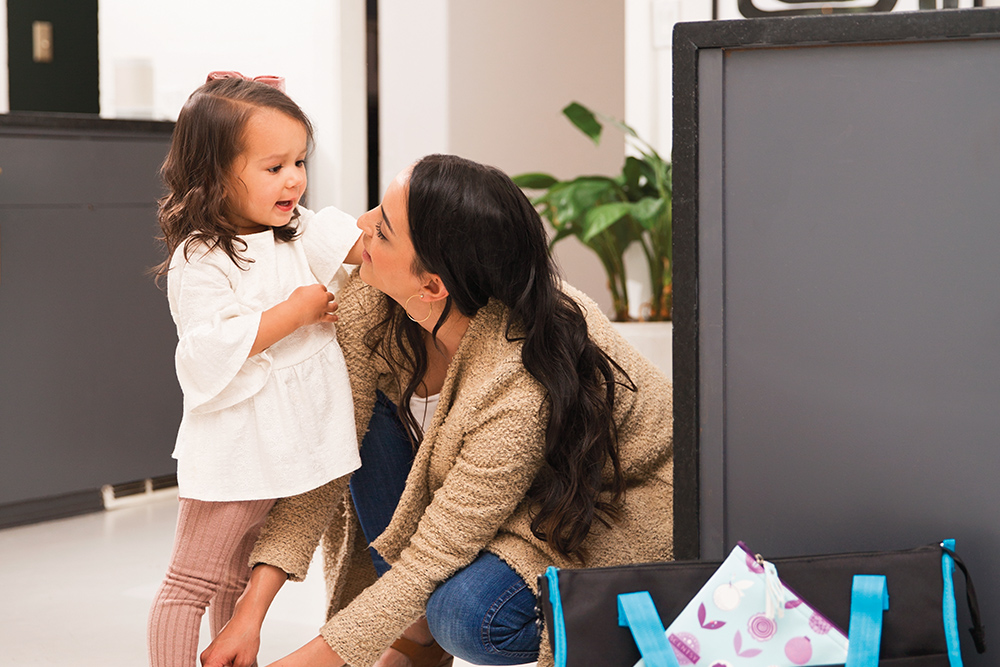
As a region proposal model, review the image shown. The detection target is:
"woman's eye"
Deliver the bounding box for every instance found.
[375,220,387,240]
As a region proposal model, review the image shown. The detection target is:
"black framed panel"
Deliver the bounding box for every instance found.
[673,10,1000,663]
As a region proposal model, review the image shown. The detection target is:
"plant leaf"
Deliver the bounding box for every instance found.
[582,202,630,243]
[563,102,603,144]
[512,172,559,190]
[557,178,617,224]
[623,156,644,196]
[630,197,667,232]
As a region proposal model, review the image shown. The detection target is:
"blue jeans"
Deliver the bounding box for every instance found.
[349,391,541,665]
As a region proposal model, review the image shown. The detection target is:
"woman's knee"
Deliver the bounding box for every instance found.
[425,554,540,664]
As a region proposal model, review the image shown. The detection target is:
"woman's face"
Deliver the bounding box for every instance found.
[356,167,427,305]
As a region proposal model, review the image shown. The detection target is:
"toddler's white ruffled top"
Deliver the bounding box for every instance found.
[167,207,361,501]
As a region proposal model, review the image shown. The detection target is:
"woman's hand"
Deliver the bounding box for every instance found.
[201,564,288,667]
[265,636,345,667]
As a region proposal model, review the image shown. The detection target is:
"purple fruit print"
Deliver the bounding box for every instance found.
[747,613,777,641]
[698,603,726,630]
[668,632,701,665]
[809,612,833,635]
[785,636,814,665]
[709,662,733,667]
[733,631,763,658]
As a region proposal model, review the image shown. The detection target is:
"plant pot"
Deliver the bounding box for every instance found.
[610,320,672,379]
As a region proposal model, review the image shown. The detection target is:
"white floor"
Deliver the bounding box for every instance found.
[0,492,531,666]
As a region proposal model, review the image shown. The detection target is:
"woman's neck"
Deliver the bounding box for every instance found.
[422,312,470,358]
[416,311,471,397]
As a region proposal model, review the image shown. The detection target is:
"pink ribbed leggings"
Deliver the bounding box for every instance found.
[147,497,275,667]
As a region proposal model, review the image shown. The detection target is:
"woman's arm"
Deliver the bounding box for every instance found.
[265,637,346,667]
[200,564,288,667]
[316,365,550,666]
[202,478,348,665]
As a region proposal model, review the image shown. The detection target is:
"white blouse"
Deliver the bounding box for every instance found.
[409,392,441,435]
[166,206,362,501]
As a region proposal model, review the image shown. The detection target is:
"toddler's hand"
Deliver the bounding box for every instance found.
[287,284,338,327]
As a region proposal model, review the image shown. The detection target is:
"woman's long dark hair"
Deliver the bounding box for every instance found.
[154,77,313,277]
[372,154,633,560]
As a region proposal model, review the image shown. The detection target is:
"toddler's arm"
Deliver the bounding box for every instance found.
[249,283,338,357]
[298,206,363,286]
[344,235,364,265]
[201,563,287,667]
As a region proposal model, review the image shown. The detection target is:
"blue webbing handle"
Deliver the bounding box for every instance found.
[845,574,890,667]
[940,538,964,666]
[617,591,680,667]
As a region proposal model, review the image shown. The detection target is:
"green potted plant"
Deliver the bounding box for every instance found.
[513,102,672,321]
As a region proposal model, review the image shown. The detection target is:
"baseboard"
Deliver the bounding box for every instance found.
[101,474,179,510]
[0,489,104,529]
[0,473,179,529]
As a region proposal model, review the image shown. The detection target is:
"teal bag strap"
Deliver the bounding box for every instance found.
[940,538,963,667]
[617,591,680,667]
[845,574,890,667]
[544,567,569,667]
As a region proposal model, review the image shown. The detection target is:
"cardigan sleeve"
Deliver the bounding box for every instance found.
[249,478,344,581]
[318,364,549,667]
[248,272,384,581]
[167,247,271,414]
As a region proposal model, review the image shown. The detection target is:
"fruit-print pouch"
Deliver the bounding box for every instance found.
[539,540,984,667]
[631,542,848,667]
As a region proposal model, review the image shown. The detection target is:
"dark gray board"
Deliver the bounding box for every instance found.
[673,9,999,663]
[0,120,180,526]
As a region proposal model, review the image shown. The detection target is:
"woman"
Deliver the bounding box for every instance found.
[202,155,674,667]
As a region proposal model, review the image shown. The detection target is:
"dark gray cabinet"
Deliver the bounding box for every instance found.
[0,116,180,526]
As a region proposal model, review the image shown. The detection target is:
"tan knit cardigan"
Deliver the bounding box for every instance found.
[249,273,674,667]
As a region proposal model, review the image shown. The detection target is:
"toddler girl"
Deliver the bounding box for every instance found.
[147,73,362,667]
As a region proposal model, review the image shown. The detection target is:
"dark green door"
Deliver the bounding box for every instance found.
[6,0,99,113]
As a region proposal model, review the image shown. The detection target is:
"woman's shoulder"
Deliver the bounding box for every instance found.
[452,300,545,402]
[333,270,390,349]
[560,281,607,328]
[336,269,384,315]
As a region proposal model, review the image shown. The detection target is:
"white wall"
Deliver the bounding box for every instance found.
[94,0,367,214]
[378,0,627,315]
[378,0,450,193]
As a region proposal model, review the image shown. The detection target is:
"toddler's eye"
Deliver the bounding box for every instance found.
[267,165,282,174]
[296,160,306,168]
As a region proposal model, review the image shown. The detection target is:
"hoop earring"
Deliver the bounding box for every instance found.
[404,293,433,323]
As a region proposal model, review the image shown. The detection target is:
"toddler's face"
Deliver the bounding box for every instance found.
[228,108,308,235]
